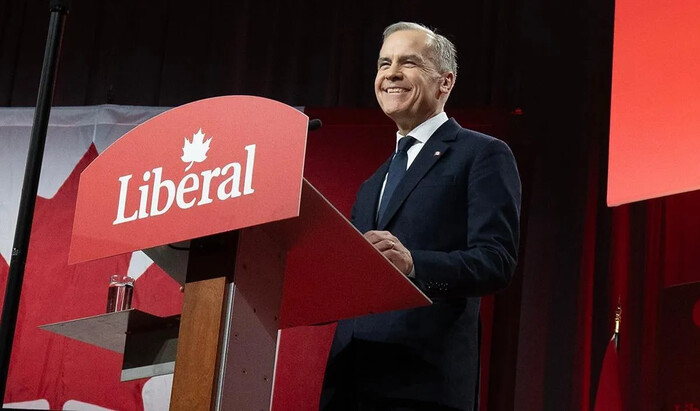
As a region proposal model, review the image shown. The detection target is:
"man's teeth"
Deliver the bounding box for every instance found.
[386,88,406,93]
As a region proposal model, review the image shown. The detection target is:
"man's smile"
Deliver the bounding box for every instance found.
[385,87,410,94]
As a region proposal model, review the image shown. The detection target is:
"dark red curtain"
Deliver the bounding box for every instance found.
[600,192,700,410]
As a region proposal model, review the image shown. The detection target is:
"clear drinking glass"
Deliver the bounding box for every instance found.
[106,274,134,313]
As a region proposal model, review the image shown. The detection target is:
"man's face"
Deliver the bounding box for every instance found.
[375,30,450,133]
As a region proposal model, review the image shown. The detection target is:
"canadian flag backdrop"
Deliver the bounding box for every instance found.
[0,106,181,410]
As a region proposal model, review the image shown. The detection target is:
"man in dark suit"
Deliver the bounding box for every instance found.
[321,21,521,411]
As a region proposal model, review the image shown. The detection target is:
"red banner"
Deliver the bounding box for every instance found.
[608,0,700,206]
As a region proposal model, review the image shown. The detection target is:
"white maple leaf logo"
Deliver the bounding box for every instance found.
[181,128,212,171]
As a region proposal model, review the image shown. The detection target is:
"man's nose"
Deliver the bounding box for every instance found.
[385,65,403,81]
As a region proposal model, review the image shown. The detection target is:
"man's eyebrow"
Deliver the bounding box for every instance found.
[377,54,424,65]
[399,54,424,62]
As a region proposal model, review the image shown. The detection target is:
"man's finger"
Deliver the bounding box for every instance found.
[379,248,413,276]
[364,230,393,244]
[375,239,396,252]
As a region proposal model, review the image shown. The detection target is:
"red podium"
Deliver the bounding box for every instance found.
[56,96,431,410]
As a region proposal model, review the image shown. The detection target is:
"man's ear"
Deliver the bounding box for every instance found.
[440,73,455,94]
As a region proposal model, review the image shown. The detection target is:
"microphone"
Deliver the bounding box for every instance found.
[308,118,322,131]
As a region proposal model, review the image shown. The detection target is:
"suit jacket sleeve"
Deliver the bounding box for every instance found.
[410,138,521,298]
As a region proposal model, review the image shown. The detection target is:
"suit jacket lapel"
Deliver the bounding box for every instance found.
[353,158,390,232]
[376,119,459,230]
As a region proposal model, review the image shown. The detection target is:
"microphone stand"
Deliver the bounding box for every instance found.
[0,0,71,401]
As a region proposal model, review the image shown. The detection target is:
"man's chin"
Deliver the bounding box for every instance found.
[380,105,408,120]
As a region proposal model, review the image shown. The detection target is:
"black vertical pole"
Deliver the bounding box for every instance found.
[0,0,70,403]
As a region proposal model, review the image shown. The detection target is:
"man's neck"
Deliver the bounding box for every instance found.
[396,110,444,135]
[396,112,447,137]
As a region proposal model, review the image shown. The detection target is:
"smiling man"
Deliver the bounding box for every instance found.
[321,22,521,411]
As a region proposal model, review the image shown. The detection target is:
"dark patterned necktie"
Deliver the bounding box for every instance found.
[377,136,416,223]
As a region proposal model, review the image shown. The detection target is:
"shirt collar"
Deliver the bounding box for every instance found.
[395,112,449,148]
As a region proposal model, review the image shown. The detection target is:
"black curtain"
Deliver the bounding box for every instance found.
[0,0,524,109]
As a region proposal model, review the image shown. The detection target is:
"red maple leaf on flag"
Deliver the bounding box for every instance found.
[0,145,183,409]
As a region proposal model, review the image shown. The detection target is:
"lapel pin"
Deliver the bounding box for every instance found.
[434,151,441,156]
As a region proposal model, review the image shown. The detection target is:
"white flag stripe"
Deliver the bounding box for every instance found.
[127,250,155,281]
[142,374,173,411]
[62,400,116,410]
[3,399,50,409]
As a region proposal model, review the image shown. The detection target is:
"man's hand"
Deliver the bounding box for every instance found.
[364,230,414,276]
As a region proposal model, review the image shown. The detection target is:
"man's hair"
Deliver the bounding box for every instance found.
[383,22,458,79]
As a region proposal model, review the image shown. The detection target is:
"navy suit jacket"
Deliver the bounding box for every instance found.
[322,118,521,410]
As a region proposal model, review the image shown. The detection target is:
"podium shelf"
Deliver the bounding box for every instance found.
[39,309,179,353]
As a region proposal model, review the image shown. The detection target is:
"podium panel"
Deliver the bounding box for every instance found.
[69,96,308,264]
